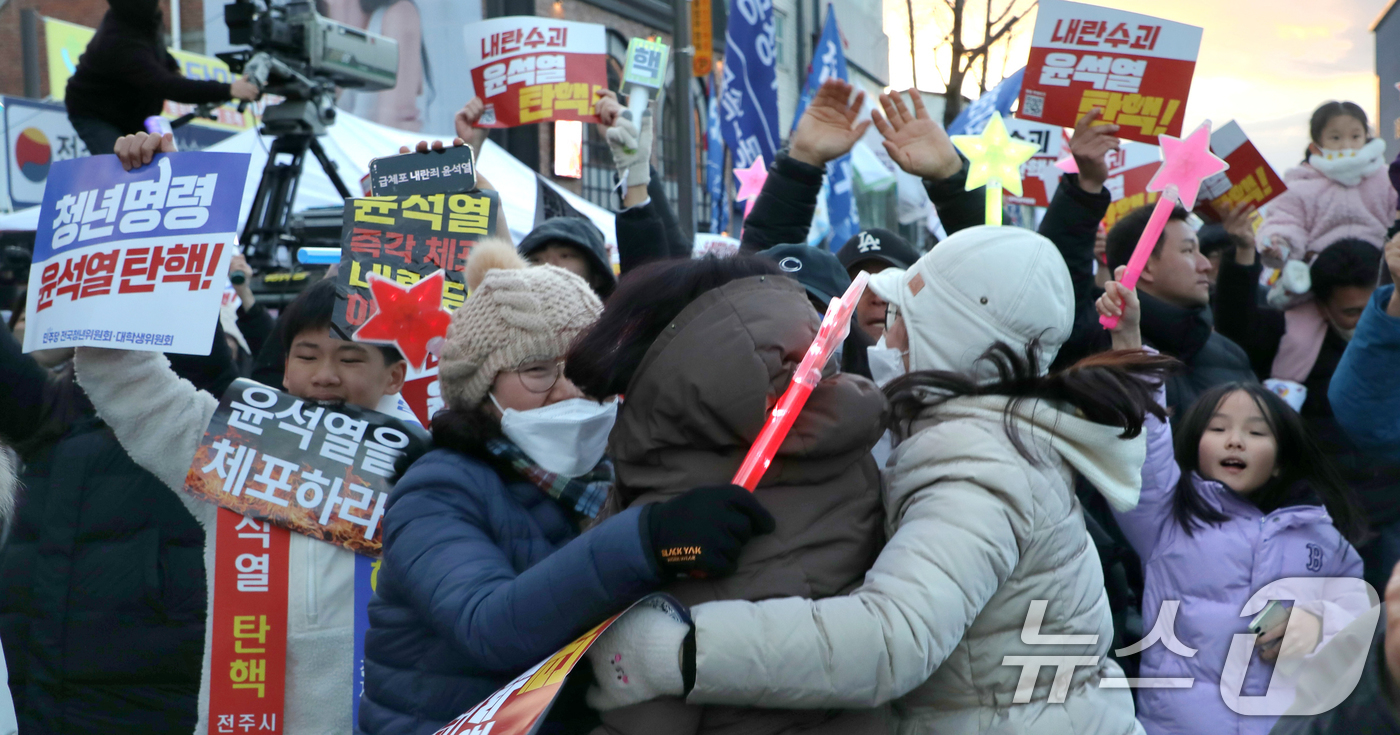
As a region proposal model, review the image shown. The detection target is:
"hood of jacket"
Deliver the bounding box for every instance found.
[609,274,888,498]
[908,393,1147,512]
[517,216,616,298]
[0,445,14,525]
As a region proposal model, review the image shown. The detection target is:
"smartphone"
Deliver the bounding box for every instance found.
[1249,600,1290,636]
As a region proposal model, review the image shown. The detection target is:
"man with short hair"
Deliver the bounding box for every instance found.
[836,228,919,342]
[71,131,410,735]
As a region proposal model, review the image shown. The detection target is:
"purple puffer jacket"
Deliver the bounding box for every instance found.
[1112,387,1367,735]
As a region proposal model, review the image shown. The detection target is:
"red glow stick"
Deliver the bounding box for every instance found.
[732,270,869,491]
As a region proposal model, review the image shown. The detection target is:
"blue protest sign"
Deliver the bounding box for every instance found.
[23,151,250,355]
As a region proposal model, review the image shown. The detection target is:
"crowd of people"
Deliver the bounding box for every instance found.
[5,10,1400,733]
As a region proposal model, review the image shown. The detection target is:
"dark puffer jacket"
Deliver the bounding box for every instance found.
[360,449,659,735]
[0,326,227,735]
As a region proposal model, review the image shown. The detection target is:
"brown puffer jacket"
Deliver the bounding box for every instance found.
[593,274,891,735]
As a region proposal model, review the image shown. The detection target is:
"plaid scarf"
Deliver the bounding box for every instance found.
[484,438,612,519]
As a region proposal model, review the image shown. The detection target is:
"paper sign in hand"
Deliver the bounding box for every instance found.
[732,270,869,491]
[353,270,454,371]
[1100,120,1227,330]
[950,113,1040,226]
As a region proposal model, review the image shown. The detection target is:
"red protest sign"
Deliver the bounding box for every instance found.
[1196,120,1288,219]
[434,595,690,735]
[1017,0,1202,145]
[209,509,290,735]
[1004,117,1071,208]
[465,17,610,128]
[1102,141,1164,229]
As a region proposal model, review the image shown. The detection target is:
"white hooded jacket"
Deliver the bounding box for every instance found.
[685,227,1146,734]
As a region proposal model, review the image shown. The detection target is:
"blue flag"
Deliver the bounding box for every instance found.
[793,6,858,249]
[719,0,780,169]
[706,75,729,235]
[946,67,1026,136]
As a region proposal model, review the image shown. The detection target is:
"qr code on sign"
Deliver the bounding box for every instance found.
[1022,92,1045,118]
[481,104,497,126]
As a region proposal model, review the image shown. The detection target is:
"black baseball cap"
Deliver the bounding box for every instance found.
[757,244,852,307]
[836,228,919,274]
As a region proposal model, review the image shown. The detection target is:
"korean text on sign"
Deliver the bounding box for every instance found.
[184,380,429,557]
[209,510,289,735]
[463,17,609,127]
[22,152,249,355]
[1197,120,1288,215]
[333,192,499,340]
[1016,0,1202,144]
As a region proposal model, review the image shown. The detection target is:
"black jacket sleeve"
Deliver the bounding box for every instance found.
[923,151,1007,236]
[739,152,826,254]
[1213,252,1283,380]
[643,166,691,259]
[236,302,277,364]
[0,328,69,448]
[114,43,233,104]
[614,199,672,275]
[1040,174,1113,371]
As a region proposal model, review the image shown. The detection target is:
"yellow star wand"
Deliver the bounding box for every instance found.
[950,113,1040,226]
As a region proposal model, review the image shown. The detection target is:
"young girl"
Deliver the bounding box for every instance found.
[1256,102,1396,387]
[1097,275,1371,735]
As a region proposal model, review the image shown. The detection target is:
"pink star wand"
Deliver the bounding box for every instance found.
[1100,121,1227,330]
[732,271,869,491]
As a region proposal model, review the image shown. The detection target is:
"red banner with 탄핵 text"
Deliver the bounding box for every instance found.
[209,508,290,734]
[1017,0,1202,145]
[464,17,609,128]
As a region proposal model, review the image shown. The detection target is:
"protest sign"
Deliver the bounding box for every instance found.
[23,151,248,355]
[1197,120,1287,218]
[369,145,478,196]
[1102,141,1165,229]
[1018,0,1202,144]
[183,379,430,556]
[209,510,290,735]
[434,595,691,735]
[464,17,609,128]
[331,191,500,344]
[1003,117,1071,208]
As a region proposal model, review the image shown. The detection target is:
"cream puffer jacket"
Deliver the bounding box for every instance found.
[687,393,1146,735]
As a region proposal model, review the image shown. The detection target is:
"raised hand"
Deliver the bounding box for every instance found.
[1221,201,1259,256]
[789,78,870,167]
[1070,108,1120,193]
[114,132,176,171]
[452,97,489,152]
[1095,266,1143,350]
[871,89,962,181]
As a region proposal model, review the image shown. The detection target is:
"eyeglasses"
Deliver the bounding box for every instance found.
[510,359,565,394]
[885,303,900,334]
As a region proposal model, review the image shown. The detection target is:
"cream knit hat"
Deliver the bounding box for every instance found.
[439,239,603,410]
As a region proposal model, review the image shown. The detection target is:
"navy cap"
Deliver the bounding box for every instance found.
[757,244,853,306]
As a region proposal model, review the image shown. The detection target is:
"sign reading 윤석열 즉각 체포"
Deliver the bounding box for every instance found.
[21,151,249,356]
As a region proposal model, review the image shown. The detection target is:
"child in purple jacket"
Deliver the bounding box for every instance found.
[1096,273,1372,735]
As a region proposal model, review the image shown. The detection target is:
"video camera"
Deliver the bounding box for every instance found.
[219,0,398,134]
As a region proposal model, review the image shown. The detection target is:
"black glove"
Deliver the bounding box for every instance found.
[644,484,776,578]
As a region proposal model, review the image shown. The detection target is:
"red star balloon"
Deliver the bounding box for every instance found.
[353,270,452,371]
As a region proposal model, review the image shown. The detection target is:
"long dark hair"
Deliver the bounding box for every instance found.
[390,404,510,482]
[565,255,782,399]
[1304,101,1369,162]
[1170,382,1366,544]
[885,341,1175,463]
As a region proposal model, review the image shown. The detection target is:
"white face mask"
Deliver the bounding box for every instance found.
[490,395,619,477]
[867,336,907,388]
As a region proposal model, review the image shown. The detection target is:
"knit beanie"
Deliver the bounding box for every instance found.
[438,240,603,410]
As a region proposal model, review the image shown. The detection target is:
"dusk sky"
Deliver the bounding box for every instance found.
[884,0,1391,175]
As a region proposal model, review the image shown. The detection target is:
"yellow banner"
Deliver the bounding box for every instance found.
[43,16,254,131]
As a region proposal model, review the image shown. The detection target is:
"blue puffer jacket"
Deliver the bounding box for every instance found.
[1329,285,1400,461]
[358,448,660,735]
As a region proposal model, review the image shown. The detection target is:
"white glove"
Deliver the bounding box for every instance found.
[605,104,653,189]
[584,601,689,711]
[1266,259,1313,310]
